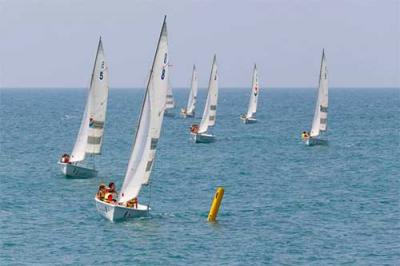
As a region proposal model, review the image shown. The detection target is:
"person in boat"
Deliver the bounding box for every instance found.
[126,198,138,208]
[96,183,106,200]
[104,182,117,203]
[60,153,71,164]
[190,124,199,133]
[301,131,310,139]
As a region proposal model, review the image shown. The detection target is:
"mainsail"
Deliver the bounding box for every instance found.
[186,65,198,114]
[310,49,328,137]
[119,17,169,203]
[246,64,259,118]
[70,38,109,162]
[198,55,218,134]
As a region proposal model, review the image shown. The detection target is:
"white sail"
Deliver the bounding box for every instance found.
[186,65,198,114]
[166,83,175,109]
[119,17,169,203]
[198,55,218,134]
[246,64,259,118]
[310,49,328,137]
[70,38,109,162]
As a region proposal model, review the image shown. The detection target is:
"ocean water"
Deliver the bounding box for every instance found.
[0,88,399,265]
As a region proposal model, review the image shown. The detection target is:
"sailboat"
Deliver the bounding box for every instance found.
[302,49,329,146]
[190,55,218,143]
[58,37,109,178]
[240,64,259,124]
[164,82,175,117]
[181,65,198,117]
[95,16,169,222]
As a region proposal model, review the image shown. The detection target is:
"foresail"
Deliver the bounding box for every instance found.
[246,64,259,118]
[70,96,90,162]
[186,65,198,114]
[310,50,328,137]
[70,38,109,161]
[119,17,169,203]
[198,55,218,133]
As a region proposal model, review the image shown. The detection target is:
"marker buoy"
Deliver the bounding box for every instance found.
[208,187,224,222]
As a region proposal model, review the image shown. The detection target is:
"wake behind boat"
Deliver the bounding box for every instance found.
[302,49,329,146]
[58,37,109,178]
[240,64,260,124]
[95,16,169,222]
[190,55,218,143]
[181,65,198,118]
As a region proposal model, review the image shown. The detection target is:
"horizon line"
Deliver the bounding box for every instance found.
[1,86,399,90]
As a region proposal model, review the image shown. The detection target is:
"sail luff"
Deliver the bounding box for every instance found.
[198,55,218,133]
[119,16,169,203]
[310,49,328,137]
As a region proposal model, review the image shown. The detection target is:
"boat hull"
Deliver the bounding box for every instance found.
[58,162,97,178]
[191,132,215,143]
[240,115,257,124]
[304,138,328,146]
[181,109,195,118]
[95,198,150,222]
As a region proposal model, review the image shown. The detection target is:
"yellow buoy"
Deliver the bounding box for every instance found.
[208,187,224,222]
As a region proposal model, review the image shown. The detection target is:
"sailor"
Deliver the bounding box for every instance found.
[190,124,199,133]
[61,153,70,163]
[96,183,106,200]
[127,198,138,208]
[105,182,117,202]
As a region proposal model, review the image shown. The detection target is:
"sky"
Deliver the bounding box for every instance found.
[0,0,399,89]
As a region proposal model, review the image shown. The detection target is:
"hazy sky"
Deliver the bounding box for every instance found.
[0,0,399,89]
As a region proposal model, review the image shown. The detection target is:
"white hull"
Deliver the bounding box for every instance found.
[58,162,97,178]
[95,198,150,222]
[304,137,328,146]
[240,115,257,124]
[181,109,195,118]
[191,132,215,143]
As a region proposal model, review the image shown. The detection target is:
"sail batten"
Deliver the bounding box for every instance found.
[119,17,169,203]
[246,64,259,118]
[310,50,328,137]
[70,38,109,162]
[186,65,198,114]
[198,55,218,133]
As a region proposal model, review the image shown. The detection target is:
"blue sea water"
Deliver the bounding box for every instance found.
[0,88,399,265]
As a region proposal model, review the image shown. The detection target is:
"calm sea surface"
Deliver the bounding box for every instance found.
[0,88,399,265]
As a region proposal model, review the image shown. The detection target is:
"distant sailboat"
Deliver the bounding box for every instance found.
[58,37,109,178]
[181,65,198,117]
[190,55,218,143]
[164,81,175,117]
[240,64,259,124]
[95,16,169,222]
[302,49,329,146]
